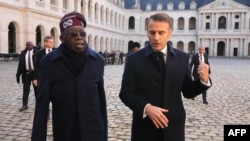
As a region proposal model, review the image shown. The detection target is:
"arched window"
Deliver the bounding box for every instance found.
[8,23,16,53]
[218,16,226,29]
[128,16,135,29]
[63,0,68,9]
[178,17,184,30]
[145,18,148,30]
[36,26,42,47]
[189,17,196,30]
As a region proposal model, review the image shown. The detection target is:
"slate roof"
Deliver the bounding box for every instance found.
[124,0,250,10]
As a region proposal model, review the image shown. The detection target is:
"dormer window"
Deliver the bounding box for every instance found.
[156,2,163,11]
[146,2,151,11]
[178,1,185,10]
[167,1,174,10]
[190,0,197,9]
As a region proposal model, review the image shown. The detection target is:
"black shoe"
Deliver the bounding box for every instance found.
[19,105,28,111]
[203,101,208,104]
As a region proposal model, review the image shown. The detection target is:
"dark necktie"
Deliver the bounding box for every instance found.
[200,54,204,63]
[155,52,165,74]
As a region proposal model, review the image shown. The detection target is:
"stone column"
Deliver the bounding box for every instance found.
[213,38,217,56]
[210,38,213,56]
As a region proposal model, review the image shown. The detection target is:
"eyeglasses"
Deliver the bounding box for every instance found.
[67,30,86,38]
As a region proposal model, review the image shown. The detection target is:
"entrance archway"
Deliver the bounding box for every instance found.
[248,43,250,56]
[217,41,225,56]
[8,23,16,53]
[233,48,238,56]
[188,41,195,55]
[128,40,134,52]
[205,47,209,55]
[36,26,42,46]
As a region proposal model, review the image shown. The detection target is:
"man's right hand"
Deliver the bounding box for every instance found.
[145,104,169,129]
[16,77,20,84]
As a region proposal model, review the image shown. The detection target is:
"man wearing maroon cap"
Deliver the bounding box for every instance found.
[31,11,107,141]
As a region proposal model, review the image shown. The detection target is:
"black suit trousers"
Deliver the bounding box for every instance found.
[22,72,36,106]
[194,76,207,102]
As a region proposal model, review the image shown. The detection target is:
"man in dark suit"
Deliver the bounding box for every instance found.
[119,13,212,141]
[31,11,107,141]
[33,35,55,98]
[119,51,124,64]
[190,46,211,104]
[16,41,37,111]
[33,36,55,120]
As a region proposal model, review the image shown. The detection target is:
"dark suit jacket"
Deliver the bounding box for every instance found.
[119,44,211,141]
[33,48,55,80]
[16,48,37,83]
[190,53,211,79]
[31,44,107,141]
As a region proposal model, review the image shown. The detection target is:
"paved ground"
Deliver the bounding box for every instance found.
[0,58,249,141]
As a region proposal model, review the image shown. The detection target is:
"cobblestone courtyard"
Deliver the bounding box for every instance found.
[0,58,249,141]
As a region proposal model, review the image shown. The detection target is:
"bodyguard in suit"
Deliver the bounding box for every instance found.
[119,13,212,141]
[190,46,211,104]
[33,35,55,98]
[33,36,55,120]
[16,41,37,111]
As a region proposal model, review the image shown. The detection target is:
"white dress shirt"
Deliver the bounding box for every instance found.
[25,50,34,71]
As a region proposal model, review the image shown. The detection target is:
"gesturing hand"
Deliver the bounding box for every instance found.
[145,104,169,129]
[198,61,210,83]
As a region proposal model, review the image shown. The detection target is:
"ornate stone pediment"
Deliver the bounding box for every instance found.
[199,0,249,10]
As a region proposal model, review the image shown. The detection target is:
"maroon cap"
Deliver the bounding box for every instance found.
[59,11,87,33]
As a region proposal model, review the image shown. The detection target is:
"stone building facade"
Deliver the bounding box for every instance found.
[0,0,250,57]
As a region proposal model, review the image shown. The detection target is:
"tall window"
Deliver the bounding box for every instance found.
[234,22,239,29]
[63,0,68,9]
[128,16,135,29]
[178,17,184,30]
[50,0,56,5]
[189,17,196,30]
[218,16,226,29]
[145,18,148,30]
[206,23,210,29]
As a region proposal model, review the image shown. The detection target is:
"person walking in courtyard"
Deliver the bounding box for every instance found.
[16,41,37,111]
[119,12,212,141]
[119,51,124,64]
[33,35,55,99]
[190,46,211,104]
[31,11,107,141]
[33,35,55,120]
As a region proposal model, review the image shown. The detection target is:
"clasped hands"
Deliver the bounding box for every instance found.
[145,104,169,129]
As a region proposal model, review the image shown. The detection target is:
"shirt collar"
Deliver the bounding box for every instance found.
[144,43,176,58]
[161,45,167,55]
